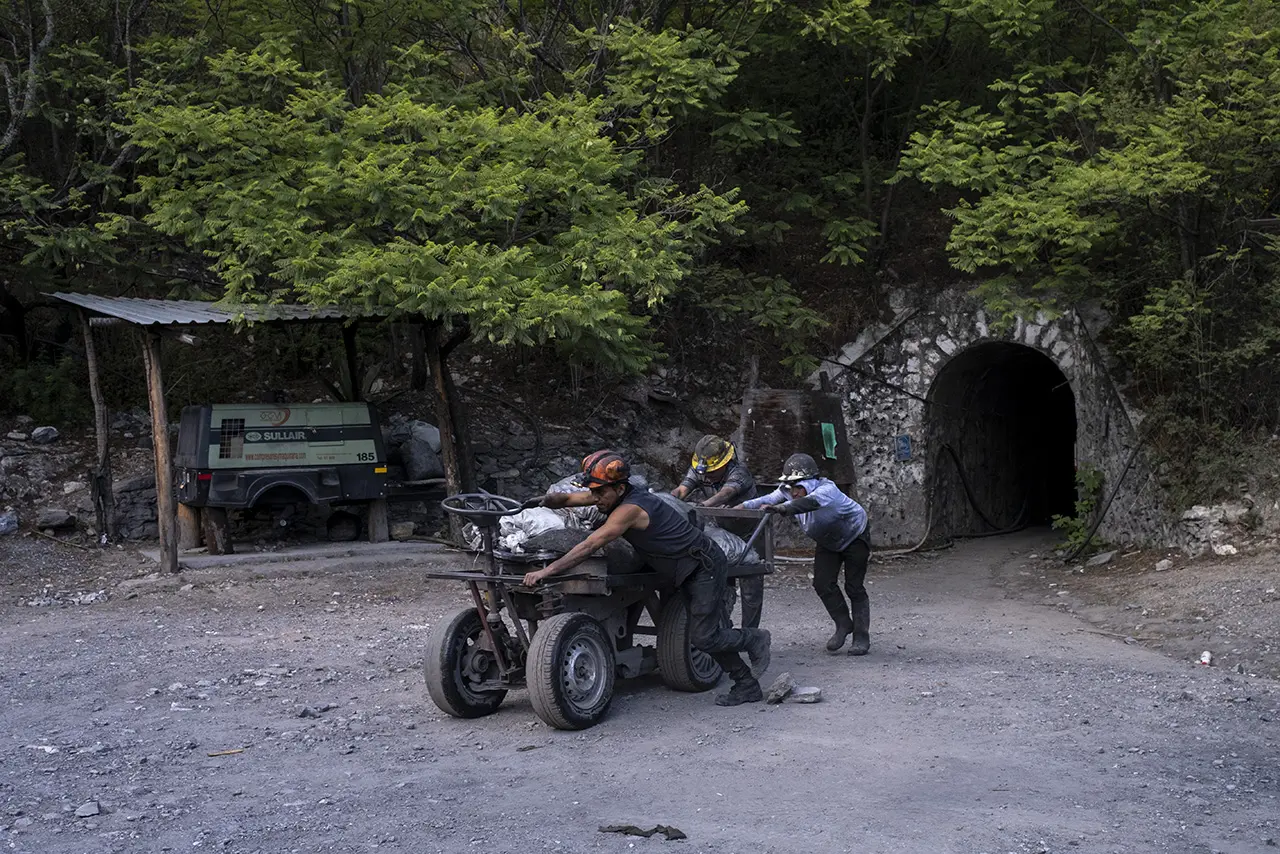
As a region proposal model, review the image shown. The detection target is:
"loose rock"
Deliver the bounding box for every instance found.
[765,672,795,704]
[75,801,100,818]
[791,686,822,704]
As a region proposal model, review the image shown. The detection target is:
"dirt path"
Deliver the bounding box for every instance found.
[1,532,1276,854]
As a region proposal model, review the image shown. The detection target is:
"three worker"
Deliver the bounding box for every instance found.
[522,442,873,709]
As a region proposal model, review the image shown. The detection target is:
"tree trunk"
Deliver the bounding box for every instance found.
[409,321,428,391]
[425,321,476,541]
[0,283,29,364]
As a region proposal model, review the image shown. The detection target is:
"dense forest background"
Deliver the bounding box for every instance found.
[2,0,1279,502]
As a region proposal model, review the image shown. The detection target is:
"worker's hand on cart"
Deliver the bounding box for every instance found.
[762,503,784,514]
[520,496,546,510]
[522,568,552,586]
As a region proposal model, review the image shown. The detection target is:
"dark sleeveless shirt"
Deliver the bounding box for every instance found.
[616,488,704,584]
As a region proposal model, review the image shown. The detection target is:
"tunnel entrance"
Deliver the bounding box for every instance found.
[926,342,1077,538]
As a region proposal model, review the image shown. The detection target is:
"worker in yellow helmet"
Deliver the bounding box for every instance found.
[670,435,763,629]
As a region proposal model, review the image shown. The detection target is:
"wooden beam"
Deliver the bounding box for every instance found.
[79,311,115,542]
[200,507,233,555]
[367,499,389,543]
[141,332,178,573]
[177,503,201,549]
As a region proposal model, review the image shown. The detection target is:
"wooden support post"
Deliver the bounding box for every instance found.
[342,322,360,401]
[177,503,202,549]
[141,332,178,573]
[367,499,389,543]
[80,311,115,542]
[200,507,233,555]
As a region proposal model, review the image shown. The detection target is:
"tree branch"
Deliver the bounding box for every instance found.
[0,0,54,156]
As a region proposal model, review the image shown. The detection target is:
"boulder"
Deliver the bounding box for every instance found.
[36,508,75,529]
[30,426,59,445]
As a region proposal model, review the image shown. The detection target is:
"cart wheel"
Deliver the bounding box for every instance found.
[656,597,724,692]
[527,613,615,730]
[425,607,508,718]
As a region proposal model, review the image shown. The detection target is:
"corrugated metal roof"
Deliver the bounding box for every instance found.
[50,292,388,326]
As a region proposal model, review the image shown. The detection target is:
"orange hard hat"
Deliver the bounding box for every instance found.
[576,449,631,488]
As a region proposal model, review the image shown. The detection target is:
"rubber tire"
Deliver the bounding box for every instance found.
[527,613,615,730]
[424,607,508,718]
[656,596,724,692]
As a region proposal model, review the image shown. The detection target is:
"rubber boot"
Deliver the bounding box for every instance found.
[744,628,772,679]
[826,616,854,652]
[848,599,870,656]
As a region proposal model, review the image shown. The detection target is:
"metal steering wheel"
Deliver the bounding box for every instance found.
[441,493,525,527]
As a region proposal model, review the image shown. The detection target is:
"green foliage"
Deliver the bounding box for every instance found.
[9,0,1280,500]
[1051,463,1105,554]
[0,358,92,427]
[116,40,747,373]
[694,266,829,373]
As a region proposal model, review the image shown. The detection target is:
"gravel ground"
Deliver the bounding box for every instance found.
[0,529,1276,854]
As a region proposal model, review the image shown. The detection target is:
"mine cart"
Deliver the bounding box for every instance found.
[422,495,774,730]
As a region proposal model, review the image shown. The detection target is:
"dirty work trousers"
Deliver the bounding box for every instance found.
[723,574,764,629]
[813,523,871,623]
[677,538,756,682]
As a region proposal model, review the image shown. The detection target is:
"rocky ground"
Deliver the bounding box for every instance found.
[1,529,1276,854]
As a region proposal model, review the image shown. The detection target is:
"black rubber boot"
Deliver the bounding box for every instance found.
[848,599,870,656]
[744,628,771,679]
[715,676,763,707]
[826,616,854,652]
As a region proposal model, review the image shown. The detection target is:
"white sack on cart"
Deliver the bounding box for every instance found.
[497,507,568,552]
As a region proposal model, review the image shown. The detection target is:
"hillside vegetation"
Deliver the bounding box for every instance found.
[3,0,1279,499]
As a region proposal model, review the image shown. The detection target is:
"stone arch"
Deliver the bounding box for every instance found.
[925,340,1077,540]
[830,289,1168,547]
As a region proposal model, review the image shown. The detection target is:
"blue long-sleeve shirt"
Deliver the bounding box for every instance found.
[743,477,867,552]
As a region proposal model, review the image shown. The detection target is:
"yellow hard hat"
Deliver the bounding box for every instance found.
[691,435,735,475]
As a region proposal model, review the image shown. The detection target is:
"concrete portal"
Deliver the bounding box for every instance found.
[927,342,1076,539]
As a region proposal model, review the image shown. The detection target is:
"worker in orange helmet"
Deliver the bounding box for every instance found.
[523,450,773,706]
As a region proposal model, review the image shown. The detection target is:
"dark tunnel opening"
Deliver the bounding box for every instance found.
[926,342,1077,538]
